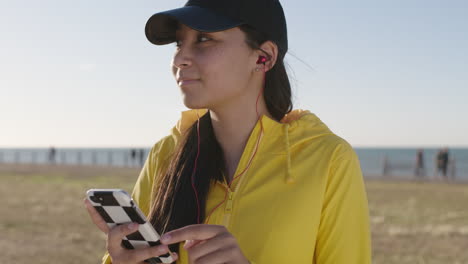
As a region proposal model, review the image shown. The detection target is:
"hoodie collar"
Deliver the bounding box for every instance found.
[172,109,318,184]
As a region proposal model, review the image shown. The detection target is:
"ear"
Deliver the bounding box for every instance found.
[257,40,279,72]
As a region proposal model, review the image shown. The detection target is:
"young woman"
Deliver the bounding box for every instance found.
[85,1,372,263]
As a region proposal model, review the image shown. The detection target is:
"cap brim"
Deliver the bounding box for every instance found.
[145,6,244,45]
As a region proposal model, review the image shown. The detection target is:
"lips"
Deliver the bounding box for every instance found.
[177,78,200,86]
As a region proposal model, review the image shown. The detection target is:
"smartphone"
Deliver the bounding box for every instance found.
[86,189,175,264]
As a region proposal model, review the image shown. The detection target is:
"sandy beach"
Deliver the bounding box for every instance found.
[1,164,467,264]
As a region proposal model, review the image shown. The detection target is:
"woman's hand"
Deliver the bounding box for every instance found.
[84,199,178,264]
[160,224,249,264]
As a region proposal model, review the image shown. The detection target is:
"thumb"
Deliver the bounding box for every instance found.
[84,198,110,234]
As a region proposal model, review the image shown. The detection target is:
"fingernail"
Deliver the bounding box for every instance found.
[128,223,138,230]
[183,239,194,249]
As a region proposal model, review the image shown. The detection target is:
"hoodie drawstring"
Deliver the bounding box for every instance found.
[283,124,295,184]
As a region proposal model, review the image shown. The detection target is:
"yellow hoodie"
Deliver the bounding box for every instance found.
[102,109,371,264]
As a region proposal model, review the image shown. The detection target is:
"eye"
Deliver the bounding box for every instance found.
[174,34,212,47]
[198,35,211,43]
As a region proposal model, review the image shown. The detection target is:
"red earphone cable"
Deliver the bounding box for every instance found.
[191,111,202,224]
[229,61,266,185]
[204,61,267,224]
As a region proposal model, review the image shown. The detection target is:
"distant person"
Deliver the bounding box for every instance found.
[436,148,449,179]
[48,146,56,164]
[382,154,389,176]
[442,148,450,179]
[130,149,137,166]
[414,149,425,177]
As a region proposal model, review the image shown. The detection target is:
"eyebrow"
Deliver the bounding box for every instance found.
[175,30,218,40]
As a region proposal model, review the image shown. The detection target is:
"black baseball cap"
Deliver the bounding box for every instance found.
[145,0,288,58]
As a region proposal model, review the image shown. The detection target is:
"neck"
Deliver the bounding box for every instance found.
[209,100,271,182]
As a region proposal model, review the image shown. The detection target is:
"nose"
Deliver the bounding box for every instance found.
[172,44,193,69]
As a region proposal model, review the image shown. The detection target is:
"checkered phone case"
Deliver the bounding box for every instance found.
[86,189,175,264]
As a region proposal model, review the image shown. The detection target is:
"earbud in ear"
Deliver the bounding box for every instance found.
[256,56,267,65]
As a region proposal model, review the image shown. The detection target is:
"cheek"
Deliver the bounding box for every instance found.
[199,52,251,93]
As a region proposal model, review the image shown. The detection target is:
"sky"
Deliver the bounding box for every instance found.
[1,0,467,148]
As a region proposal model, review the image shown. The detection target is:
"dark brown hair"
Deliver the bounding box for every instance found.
[147,24,293,254]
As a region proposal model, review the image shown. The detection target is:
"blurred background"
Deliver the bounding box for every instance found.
[1,0,467,263]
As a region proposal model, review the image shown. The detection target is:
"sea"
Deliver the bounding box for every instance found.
[1,147,467,181]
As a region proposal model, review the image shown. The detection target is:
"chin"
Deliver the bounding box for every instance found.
[182,96,208,110]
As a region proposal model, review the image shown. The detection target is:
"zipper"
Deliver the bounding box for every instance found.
[219,153,250,227]
[225,191,234,213]
[222,183,241,227]
[221,130,264,227]
[215,119,264,227]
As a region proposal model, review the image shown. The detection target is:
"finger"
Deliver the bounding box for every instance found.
[184,239,206,250]
[194,246,234,264]
[84,198,110,233]
[186,233,233,260]
[161,224,226,245]
[184,239,195,250]
[107,222,140,253]
[128,244,175,263]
